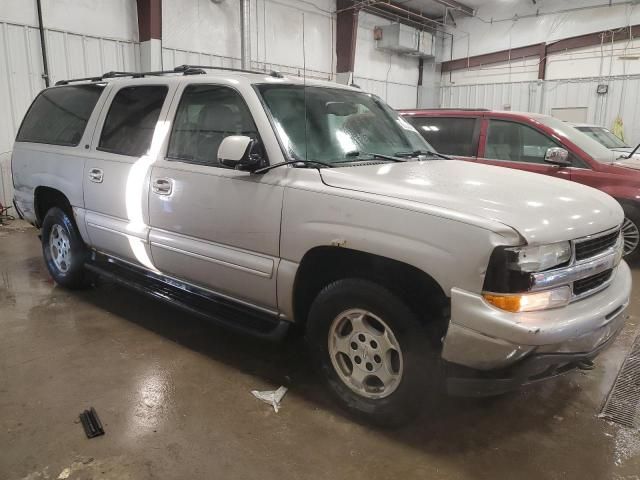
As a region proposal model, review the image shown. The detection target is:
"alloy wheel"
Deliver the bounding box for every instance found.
[328,308,403,399]
[49,224,71,273]
[622,217,640,256]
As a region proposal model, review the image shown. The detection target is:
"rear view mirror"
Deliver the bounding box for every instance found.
[218,135,263,171]
[544,147,571,167]
[326,101,358,116]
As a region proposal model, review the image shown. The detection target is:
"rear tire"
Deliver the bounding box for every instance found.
[305,278,436,427]
[41,207,90,289]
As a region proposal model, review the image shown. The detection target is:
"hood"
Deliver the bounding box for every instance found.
[612,148,640,169]
[320,160,623,245]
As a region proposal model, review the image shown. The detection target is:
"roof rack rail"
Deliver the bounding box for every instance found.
[54,69,177,86]
[54,64,286,86]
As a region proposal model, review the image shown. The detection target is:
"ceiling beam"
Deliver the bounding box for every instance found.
[430,0,474,17]
[546,25,640,54]
[441,44,543,73]
[442,24,640,78]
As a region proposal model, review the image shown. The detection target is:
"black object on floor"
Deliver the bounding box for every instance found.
[79,407,105,438]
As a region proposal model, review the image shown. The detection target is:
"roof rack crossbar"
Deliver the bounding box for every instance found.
[55,76,103,86]
[174,64,284,78]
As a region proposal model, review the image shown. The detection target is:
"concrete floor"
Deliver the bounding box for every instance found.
[1,221,639,480]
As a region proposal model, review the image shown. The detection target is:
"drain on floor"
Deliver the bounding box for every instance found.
[600,333,640,428]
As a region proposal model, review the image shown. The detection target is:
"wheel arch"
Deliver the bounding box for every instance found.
[34,186,73,227]
[291,246,449,335]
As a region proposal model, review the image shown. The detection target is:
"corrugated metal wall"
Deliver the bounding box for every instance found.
[353,76,418,109]
[0,21,139,207]
[0,22,45,208]
[440,75,640,145]
[161,46,332,80]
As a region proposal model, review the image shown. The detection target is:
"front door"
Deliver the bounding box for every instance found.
[475,119,571,181]
[83,82,173,268]
[147,83,284,310]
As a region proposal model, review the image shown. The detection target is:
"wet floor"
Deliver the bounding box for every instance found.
[1,221,639,480]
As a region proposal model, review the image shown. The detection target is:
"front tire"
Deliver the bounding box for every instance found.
[41,207,90,289]
[305,279,435,427]
[621,205,640,263]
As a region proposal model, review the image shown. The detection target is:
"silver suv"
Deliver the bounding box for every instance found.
[11,66,631,425]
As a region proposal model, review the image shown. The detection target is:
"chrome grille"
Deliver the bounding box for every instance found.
[530,226,622,301]
[575,230,620,261]
[573,269,613,296]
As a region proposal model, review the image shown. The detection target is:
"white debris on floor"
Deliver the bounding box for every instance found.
[251,386,288,413]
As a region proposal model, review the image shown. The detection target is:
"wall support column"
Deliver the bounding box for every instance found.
[137,0,162,71]
[335,0,358,85]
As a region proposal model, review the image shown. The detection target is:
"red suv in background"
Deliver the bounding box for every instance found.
[400,108,640,260]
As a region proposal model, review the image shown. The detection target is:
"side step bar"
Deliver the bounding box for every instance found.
[85,254,290,341]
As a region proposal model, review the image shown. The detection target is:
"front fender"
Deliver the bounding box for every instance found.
[279,187,517,312]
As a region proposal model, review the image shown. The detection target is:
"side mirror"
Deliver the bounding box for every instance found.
[218,135,263,171]
[544,147,571,167]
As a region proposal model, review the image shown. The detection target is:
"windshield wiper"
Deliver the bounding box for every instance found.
[333,151,407,164]
[254,160,334,174]
[396,150,452,160]
[625,143,640,159]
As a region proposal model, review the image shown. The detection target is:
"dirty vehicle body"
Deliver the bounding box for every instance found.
[12,68,631,424]
[401,109,640,262]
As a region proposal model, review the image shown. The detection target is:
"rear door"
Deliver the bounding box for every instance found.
[83,81,175,268]
[405,115,480,160]
[475,118,571,181]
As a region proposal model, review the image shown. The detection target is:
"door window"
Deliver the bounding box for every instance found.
[485,120,557,164]
[167,84,259,167]
[406,116,477,156]
[98,85,168,157]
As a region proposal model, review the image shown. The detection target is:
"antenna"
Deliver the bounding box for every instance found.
[302,12,308,163]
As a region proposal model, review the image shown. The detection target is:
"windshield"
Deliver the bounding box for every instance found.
[535,115,616,163]
[575,126,629,149]
[256,84,434,164]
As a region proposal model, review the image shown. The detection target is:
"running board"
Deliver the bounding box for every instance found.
[85,254,290,341]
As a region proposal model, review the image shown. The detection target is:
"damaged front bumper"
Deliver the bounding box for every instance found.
[442,261,631,396]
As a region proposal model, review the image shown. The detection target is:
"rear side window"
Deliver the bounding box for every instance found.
[407,116,477,156]
[17,85,105,146]
[98,85,168,157]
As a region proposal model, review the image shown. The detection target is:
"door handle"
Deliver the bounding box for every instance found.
[152,178,173,195]
[88,168,103,183]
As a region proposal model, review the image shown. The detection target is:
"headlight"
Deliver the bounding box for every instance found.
[484,241,572,295]
[506,242,571,272]
[482,241,573,312]
[483,286,571,313]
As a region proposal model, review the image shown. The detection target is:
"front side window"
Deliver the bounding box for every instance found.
[167,84,259,166]
[98,85,168,157]
[406,116,477,157]
[17,84,105,146]
[485,120,557,164]
[256,84,433,164]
